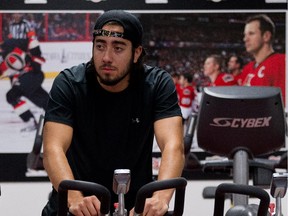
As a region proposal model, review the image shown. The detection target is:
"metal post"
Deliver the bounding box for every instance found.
[233,150,249,206]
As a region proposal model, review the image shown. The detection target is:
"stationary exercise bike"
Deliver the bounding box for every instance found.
[57,169,187,216]
[185,86,287,215]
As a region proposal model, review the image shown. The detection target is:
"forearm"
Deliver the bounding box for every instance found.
[155,144,185,204]
[43,146,84,206]
[43,147,75,190]
[158,145,185,179]
[43,122,75,190]
[153,116,185,204]
[43,121,84,206]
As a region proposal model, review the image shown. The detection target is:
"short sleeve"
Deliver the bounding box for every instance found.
[152,69,182,121]
[44,71,75,126]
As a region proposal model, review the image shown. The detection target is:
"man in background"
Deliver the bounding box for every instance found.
[203,54,237,86]
[241,14,285,105]
[227,54,244,85]
[178,72,195,121]
[8,13,35,39]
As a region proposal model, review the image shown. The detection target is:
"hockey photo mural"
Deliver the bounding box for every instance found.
[0,4,286,181]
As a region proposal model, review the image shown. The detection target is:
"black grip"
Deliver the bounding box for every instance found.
[134,177,187,216]
[184,113,198,155]
[58,180,111,216]
[213,183,270,216]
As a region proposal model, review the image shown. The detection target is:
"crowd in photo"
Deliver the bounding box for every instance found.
[1,12,286,109]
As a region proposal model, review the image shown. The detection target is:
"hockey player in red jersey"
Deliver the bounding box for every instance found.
[242,14,286,105]
[178,72,195,120]
[0,38,48,131]
[227,55,244,85]
[203,54,237,86]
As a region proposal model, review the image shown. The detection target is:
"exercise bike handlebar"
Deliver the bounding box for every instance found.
[58,180,111,216]
[213,183,270,216]
[134,177,187,216]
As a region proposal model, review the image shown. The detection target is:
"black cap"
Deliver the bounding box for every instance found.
[93,10,143,47]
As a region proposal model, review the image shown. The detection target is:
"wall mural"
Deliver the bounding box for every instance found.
[0,11,286,181]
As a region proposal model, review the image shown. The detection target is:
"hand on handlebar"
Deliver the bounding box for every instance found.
[68,192,101,216]
[129,195,169,216]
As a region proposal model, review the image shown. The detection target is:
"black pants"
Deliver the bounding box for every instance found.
[42,189,58,216]
[6,71,49,111]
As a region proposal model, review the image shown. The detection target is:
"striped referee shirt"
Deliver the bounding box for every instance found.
[9,19,32,39]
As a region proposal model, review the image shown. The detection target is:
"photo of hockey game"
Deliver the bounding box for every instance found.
[0,4,286,215]
[0,12,286,178]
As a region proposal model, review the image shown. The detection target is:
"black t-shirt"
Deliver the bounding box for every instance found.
[44,62,181,213]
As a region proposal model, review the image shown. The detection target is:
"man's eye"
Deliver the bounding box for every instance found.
[95,44,104,50]
[115,47,124,52]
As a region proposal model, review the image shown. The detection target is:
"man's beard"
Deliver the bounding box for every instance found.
[95,59,134,86]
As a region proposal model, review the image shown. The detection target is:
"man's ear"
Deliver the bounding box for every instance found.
[133,46,142,63]
[263,31,272,43]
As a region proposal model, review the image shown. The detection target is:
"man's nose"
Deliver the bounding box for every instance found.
[102,48,113,62]
[243,35,247,42]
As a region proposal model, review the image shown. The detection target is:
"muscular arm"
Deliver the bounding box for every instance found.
[136,116,184,216]
[154,116,185,202]
[43,121,100,215]
[43,121,74,189]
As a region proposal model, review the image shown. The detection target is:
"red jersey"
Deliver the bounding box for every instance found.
[178,85,195,108]
[178,85,195,119]
[234,73,243,86]
[210,73,237,86]
[241,53,285,104]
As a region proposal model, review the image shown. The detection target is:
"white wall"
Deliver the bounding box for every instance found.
[0,182,52,216]
[0,180,287,216]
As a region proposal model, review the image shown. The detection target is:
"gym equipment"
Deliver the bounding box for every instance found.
[113,169,131,216]
[183,112,202,171]
[213,183,270,216]
[269,172,288,216]
[58,179,111,216]
[134,177,187,216]
[184,112,198,156]
[197,86,285,157]
[186,86,286,215]
[57,171,187,216]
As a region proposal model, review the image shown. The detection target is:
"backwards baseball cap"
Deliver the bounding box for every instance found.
[93,10,143,47]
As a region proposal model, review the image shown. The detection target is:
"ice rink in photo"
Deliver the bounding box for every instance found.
[0,78,53,153]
